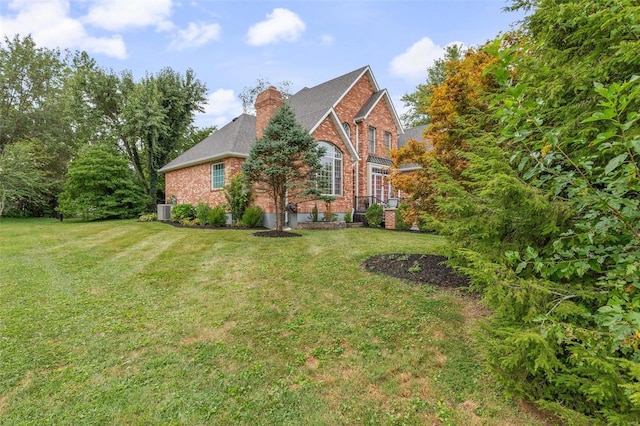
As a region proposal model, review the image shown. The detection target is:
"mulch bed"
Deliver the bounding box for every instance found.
[363,253,470,288]
[253,230,302,238]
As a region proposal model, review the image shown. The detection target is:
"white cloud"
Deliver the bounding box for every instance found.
[320,34,335,46]
[246,8,305,46]
[198,88,244,128]
[83,0,174,32]
[389,37,465,83]
[169,22,221,51]
[0,0,127,59]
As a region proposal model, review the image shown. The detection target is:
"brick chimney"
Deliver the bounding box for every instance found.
[255,86,283,138]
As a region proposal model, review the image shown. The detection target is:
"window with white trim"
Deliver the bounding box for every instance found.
[317,142,343,196]
[342,122,350,137]
[368,126,376,153]
[211,162,225,189]
[371,166,392,203]
[384,131,392,150]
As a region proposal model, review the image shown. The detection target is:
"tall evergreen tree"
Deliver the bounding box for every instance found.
[242,104,323,231]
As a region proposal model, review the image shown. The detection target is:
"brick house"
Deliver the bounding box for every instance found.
[159,65,406,228]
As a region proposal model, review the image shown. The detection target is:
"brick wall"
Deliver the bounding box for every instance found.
[164,157,244,206]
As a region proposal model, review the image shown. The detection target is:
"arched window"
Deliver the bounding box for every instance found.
[342,122,350,137]
[317,142,342,196]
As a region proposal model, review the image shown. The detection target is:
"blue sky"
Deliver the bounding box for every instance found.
[1,0,524,129]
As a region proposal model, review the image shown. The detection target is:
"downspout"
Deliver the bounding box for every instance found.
[355,122,359,199]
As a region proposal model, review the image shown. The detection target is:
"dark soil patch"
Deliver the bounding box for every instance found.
[363,253,470,288]
[163,221,263,230]
[253,230,302,238]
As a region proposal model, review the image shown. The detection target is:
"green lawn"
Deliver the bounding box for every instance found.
[0,219,549,425]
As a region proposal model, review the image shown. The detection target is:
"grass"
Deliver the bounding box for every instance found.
[0,219,551,425]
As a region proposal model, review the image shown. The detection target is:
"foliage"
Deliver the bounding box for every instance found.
[171,203,196,222]
[57,145,148,220]
[0,140,50,217]
[242,103,323,231]
[241,205,263,228]
[309,204,319,222]
[344,211,352,223]
[71,62,208,208]
[207,205,227,227]
[392,1,640,422]
[320,195,337,222]
[238,78,292,114]
[395,205,412,231]
[0,35,81,213]
[196,202,212,225]
[224,172,252,225]
[138,212,157,222]
[365,203,384,228]
[401,44,464,127]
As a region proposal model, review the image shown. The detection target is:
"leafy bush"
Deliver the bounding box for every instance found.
[395,204,411,230]
[196,202,212,224]
[179,217,199,227]
[344,211,352,223]
[138,212,157,222]
[207,206,227,227]
[171,203,196,222]
[224,172,251,225]
[365,203,384,228]
[242,205,263,228]
[58,145,148,220]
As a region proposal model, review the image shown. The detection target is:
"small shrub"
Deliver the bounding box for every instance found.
[138,212,157,222]
[180,217,199,227]
[344,211,352,223]
[196,202,212,224]
[171,203,196,222]
[224,172,252,225]
[365,203,384,228]
[207,206,227,227]
[242,205,263,228]
[309,204,319,222]
[395,204,411,230]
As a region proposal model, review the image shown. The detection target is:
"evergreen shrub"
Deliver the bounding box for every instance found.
[207,206,227,227]
[365,203,384,228]
[242,206,263,228]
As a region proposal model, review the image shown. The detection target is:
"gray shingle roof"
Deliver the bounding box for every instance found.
[160,66,385,172]
[355,90,385,122]
[158,113,256,172]
[398,125,430,148]
[367,155,394,166]
[288,65,370,130]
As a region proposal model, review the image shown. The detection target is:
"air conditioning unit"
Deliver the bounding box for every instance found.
[157,204,172,221]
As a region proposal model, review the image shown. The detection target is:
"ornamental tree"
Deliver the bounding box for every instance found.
[242,104,323,231]
[58,145,148,220]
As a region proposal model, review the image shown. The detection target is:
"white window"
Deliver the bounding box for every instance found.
[342,122,350,137]
[371,167,392,203]
[384,131,392,150]
[211,162,225,189]
[317,142,343,196]
[368,126,376,153]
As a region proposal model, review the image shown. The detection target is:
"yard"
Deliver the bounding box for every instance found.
[0,219,552,425]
